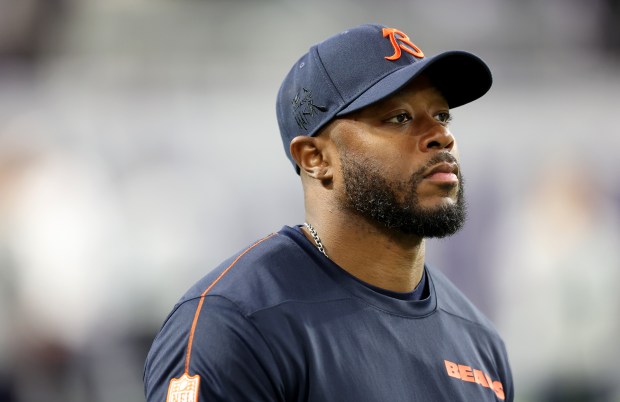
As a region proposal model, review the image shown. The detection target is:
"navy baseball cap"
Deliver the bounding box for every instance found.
[276,23,492,172]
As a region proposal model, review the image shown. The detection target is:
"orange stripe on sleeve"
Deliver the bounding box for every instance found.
[184,233,277,374]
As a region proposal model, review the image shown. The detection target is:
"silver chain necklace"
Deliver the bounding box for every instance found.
[303,222,329,259]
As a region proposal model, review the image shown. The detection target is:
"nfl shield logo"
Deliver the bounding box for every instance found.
[167,373,200,402]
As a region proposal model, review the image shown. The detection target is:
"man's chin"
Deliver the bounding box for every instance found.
[395,198,467,238]
[415,196,459,211]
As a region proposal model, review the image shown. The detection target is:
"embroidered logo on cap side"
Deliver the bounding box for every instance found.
[292,88,328,131]
[383,28,424,61]
[167,373,200,402]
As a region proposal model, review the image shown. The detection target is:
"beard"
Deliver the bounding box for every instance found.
[339,151,466,238]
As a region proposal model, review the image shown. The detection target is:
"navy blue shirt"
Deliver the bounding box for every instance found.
[144,226,513,401]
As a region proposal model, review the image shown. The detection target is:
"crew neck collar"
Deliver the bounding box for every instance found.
[281,225,437,318]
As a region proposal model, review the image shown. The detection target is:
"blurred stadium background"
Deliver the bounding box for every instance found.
[0,0,619,401]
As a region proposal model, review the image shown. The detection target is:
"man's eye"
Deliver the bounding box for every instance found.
[435,112,452,124]
[385,113,412,124]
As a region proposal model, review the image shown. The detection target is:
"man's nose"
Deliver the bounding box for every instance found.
[420,125,455,152]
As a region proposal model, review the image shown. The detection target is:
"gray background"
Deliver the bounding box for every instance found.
[1,0,619,401]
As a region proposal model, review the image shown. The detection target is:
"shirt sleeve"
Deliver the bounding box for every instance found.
[144,295,284,401]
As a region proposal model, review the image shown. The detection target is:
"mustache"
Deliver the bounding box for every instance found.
[412,152,459,179]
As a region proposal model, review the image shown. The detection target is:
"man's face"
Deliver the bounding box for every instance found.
[330,75,466,237]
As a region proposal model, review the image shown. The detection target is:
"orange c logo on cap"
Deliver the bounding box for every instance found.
[383,28,424,60]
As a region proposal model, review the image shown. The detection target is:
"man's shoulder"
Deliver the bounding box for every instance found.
[177,228,333,316]
[427,265,501,337]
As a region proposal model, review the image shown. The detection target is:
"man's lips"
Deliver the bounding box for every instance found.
[423,162,459,183]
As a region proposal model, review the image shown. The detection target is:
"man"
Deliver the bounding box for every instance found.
[144,24,513,401]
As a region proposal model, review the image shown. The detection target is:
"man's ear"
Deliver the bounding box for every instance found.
[290,136,333,181]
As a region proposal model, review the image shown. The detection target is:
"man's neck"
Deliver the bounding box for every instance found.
[303,213,426,293]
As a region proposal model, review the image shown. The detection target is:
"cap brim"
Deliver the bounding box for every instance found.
[336,50,492,115]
